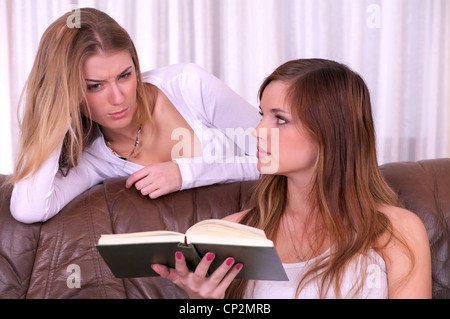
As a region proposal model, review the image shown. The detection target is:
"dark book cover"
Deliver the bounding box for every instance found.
[96,239,288,281]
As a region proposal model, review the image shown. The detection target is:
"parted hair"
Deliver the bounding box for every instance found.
[9,8,152,184]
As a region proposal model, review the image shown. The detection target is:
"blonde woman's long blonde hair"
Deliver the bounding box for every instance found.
[9,8,152,184]
[226,59,412,298]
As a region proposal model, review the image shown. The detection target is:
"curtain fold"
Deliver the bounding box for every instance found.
[1,0,449,174]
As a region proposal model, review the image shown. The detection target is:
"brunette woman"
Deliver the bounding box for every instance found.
[152,58,432,299]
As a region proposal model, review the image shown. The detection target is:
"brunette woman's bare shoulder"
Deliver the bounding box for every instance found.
[377,204,432,298]
[378,204,427,238]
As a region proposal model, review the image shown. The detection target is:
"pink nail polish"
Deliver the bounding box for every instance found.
[176,251,183,260]
[236,263,243,270]
[226,258,234,266]
[206,253,215,261]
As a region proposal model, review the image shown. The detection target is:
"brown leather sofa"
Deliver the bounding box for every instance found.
[0,158,449,299]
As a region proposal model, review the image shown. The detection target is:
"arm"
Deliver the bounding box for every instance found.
[174,63,261,190]
[10,144,109,224]
[174,154,259,190]
[380,206,432,298]
[127,63,261,197]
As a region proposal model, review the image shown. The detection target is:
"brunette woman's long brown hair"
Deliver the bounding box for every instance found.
[8,8,153,184]
[226,59,411,298]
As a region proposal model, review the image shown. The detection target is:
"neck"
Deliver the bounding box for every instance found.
[279,176,327,260]
[102,123,143,161]
[284,174,314,219]
[101,123,141,145]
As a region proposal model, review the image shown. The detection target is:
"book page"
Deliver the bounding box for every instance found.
[98,231,184,245]
[186,219,273,247]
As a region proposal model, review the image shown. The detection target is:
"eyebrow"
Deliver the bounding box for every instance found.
[85,66,133,82]
[259,106,289,114]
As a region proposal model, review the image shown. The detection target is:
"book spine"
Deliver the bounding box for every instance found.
[177,241,205,273]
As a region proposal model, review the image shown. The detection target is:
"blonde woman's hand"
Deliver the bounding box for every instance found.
[126,161,182,199]
[151,251,243,299]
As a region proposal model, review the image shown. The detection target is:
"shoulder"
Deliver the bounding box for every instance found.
[141,63,218,103]
[377,204,429,258]
[378,205,428,243]
[377,204,432,298]
[141,63,209,83]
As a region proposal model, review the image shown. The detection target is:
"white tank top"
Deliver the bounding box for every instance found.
[244,248,388,299]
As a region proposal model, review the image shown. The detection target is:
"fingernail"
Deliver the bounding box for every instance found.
[206,253,215,261]
[236,263,243,270]
[175,251,183,260]
[226,258,235,266]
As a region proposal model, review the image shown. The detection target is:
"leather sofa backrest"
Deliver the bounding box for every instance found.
[0,176,41,298]
[379,159,450,299]
[25,178,255,298]
[0,158,449,298]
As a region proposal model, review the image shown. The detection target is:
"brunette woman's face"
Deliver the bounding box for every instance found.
[82,50,137,130]
[254,80,318,179]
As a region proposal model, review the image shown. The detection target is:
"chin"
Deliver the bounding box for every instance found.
[258,160,280,175]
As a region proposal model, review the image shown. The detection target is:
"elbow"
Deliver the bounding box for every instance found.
[10,185,53,224]
[10,203,47,224]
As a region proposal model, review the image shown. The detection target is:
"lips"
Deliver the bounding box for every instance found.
[256,146,271,158]
[109,108,128,119]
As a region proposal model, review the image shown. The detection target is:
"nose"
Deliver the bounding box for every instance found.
[252,119,268,140]
[109,82,125,105]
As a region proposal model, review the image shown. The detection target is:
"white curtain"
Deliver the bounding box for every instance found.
[1,0,449,174]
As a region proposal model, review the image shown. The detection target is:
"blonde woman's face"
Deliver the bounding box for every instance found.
[254,80,318,180]
[83,50,137,130]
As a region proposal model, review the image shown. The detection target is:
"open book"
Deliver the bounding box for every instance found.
[96,219,288,281]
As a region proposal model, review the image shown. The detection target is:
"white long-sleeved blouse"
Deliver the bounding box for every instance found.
[11,63,260,223]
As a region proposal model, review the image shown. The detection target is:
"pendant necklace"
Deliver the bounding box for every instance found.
[106,125,142,161]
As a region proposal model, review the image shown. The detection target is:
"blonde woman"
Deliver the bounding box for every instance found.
[8,8,259,224]
[152,59,432,299]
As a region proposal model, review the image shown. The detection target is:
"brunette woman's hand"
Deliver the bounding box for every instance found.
[151,251,243,299]
[126,161,182,199]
